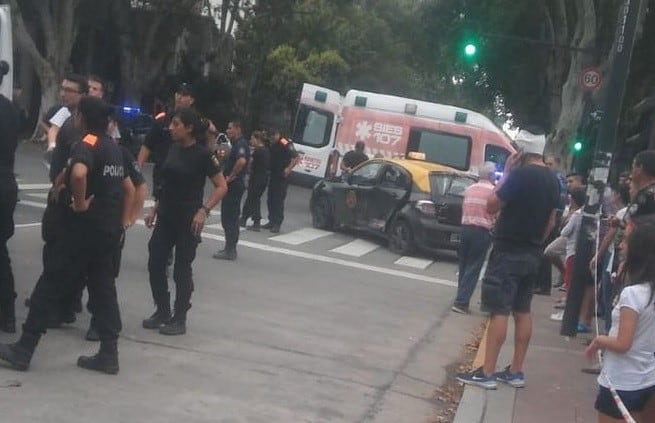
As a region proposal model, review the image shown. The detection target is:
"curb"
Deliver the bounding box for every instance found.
[453,320,516,423]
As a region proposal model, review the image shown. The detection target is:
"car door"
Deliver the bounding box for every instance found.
[333,161,384,228]
[365,164,412,232]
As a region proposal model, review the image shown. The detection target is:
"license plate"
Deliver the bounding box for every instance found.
[450,233,461,243]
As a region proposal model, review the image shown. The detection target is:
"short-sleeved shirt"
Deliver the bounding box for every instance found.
[250,146,270,185]
[599,283,655,391]
[342,150,368,170]
[68,133,127,229]
[143,113,173,193]
[461,180,495,230]
[50,116,82,182]
[269,138,298,177]
[159,142,222,216]
[223,136,250,182]
[49,106,71,128]
[0,94,19,173]
[494,164,560,249]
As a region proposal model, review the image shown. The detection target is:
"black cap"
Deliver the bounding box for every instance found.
[176,82,195,97]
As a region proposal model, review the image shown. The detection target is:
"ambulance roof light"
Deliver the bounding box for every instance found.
[404,103,417,115]
[314,91,327,103]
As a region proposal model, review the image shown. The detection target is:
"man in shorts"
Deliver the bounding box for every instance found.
[457,130,559,389]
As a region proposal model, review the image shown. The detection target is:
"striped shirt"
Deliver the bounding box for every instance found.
[461,180,495,230]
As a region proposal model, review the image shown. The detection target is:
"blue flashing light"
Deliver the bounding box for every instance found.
[122,106,141,114]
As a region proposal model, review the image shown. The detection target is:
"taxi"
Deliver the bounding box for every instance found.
[310,153,477,255]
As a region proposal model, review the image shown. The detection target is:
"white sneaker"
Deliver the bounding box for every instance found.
[550,311,564,321]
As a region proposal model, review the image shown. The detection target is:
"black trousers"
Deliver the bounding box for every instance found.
[241,179,267,223]
[0,176,17,311]
[148,212,199,316]
[221,181,245,250]
[267,176,288,226]
[25,218,122,342]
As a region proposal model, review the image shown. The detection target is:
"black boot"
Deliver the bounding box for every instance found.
[261,222,274,230]
[77,340,119,375]
[0,301,16,333]
[249,221,261,232]
[0,332,40,371]
[142,305,172,329]
[212,248,237,261]
[239,217,247,227]
[159,315,186,336]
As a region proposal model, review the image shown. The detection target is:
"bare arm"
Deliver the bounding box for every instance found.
[585,307,637,358]
[137,145,151,169]
[205,172,228,210]
[70,163,89,211]
[47,125,61,150]
[121,177,136,229]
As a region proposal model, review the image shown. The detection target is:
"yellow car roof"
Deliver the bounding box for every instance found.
[381,158,467,192]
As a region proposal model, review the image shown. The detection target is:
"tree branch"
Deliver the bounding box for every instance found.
[8,0,54,81]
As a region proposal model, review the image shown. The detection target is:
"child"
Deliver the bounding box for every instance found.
[240,131,270,231]
[584,221,655,422]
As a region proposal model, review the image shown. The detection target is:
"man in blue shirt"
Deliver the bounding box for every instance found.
[213,120,249,260]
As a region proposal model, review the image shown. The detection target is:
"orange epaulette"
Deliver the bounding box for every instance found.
[83,134,98,146]
[280,138,289,146]
[154,112,166,120]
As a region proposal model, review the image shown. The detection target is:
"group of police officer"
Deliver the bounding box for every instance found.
[0,75,299,374]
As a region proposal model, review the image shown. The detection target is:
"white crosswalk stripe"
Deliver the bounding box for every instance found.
[18,183,51,190]
[26,193,48,199]
[269,228,332,245]
[394,256,434,270]
[329,239,380,257]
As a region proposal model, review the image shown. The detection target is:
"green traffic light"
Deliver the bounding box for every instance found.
[573,141,583,152]
[464,43,477,57]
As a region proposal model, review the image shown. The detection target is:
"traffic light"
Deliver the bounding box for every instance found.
[573,141,583,152]
[464,43,477,57]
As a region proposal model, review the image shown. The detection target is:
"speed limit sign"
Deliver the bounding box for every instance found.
[579,68,602,91]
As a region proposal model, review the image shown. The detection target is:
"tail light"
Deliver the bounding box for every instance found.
[415,200,436,215]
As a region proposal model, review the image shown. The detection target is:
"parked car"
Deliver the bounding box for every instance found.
[310,155,477,255]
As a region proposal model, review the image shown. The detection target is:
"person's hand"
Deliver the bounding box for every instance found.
[191,210,206,235]
[584,338,601,360]
[283,168,291,178]
[70,195,94,213]
[144,211,157,228]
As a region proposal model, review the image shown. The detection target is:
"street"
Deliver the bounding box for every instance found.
[0,143,482,423]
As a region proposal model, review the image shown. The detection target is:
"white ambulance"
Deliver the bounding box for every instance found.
[0,5,12,99]
[290,83,515,182]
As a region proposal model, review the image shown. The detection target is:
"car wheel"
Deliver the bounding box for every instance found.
[388,219,415,255]
[311,196,333,230]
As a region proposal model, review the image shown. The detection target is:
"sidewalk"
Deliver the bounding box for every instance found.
[453,293,598,423]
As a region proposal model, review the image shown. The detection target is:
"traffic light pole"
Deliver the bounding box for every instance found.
[561,0,642,337]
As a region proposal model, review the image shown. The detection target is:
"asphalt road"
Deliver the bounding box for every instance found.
[1,143,483,423]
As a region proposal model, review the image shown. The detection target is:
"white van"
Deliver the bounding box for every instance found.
[291,83,515,182]
[0,5,12,99]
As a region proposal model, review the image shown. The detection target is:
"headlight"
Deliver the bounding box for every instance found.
[415,200,436,215]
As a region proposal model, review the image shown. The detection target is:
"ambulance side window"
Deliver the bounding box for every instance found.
[484,145,510,172]
[292,105,334,148]
[407,129,471,170]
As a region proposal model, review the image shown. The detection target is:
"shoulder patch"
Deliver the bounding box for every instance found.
[155,112,166,120]
[83,134,98,146]
[280,138,289,146]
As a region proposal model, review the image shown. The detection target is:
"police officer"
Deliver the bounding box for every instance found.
[0,61,19,333]
[263,130,299,233]
[0,96,135,374]
[143,108,227,335]
[213,120,249,260]
[138,83,195,200]
[240,131,270,231]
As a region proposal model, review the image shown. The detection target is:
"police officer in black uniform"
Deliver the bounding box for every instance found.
[143,108,226,335]
[138,83,195,199]
[0,61,19,333]
[0,96,135,374]
[213,120,249,260]
[263,130,299,233]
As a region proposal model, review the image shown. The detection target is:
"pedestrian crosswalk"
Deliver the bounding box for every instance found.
[15,188,448,272]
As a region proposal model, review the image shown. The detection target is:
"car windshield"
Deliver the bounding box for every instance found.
[429,173,476,197]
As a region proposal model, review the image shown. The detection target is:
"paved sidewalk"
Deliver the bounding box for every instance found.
[453,293,599,423]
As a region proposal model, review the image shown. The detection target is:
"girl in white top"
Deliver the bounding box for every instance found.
[585,221,655,422]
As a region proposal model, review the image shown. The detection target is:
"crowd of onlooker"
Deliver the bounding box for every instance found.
[451,127,655,421]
